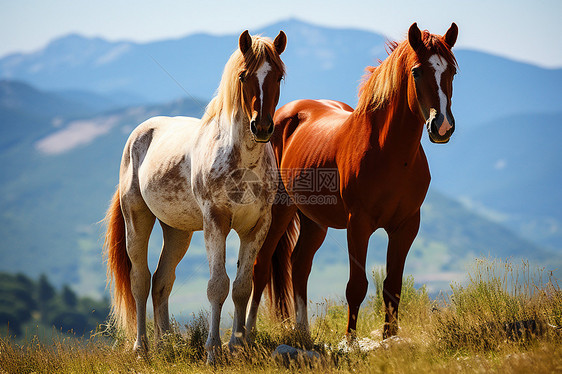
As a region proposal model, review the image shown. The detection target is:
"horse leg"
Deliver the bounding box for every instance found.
[246,202,298,336]
[229,213,271,351]
[382,211,420,339]
[291,212,327,336]
[345,214,371,339]
[152,221,192,343]
[203,210,230,364]
[122,203,156,353]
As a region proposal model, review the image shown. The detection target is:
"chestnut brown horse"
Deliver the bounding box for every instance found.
[246,23,458,341]
[104,30,286,363]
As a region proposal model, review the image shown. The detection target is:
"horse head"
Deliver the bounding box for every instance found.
[238,30,286,142]
[407,22,458,144]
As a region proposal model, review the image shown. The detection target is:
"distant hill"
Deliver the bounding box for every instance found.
[0,80,142,151]
[0,33,234,105]
[1,19,560,126]
[450,50,562,125]
[424,112,562,251]
[0,80,92,118]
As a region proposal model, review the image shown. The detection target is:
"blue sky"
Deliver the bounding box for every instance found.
[1,0,561,68]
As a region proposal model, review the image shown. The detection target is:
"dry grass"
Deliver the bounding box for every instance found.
[1,258,561,373]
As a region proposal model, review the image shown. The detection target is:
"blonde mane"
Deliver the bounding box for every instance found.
[356,31,457,114]
[201,35,285,126]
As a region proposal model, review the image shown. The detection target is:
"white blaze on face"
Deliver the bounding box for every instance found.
[428,54,452,136]
[255,61,271,117]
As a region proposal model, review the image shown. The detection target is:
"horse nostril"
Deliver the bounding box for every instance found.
[267,122,274,134]
[430,118,438,134]
[430,112,445,134]
[250,120,257,134]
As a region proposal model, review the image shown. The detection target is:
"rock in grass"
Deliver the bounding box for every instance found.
[272,344,320,365]
[337,335,411,353]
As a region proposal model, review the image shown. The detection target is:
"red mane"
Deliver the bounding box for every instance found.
[357,30,457,114]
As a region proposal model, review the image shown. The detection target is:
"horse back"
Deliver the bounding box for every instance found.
[271,99,353,161]
[119,116,203,230]
[120,116,195,185]
[273,99,353,135]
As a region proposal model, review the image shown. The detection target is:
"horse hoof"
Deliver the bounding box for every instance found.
[206,352,216,366]
[345,330,357,343]
[133,339,148,354]
[205,339,223,365]
[382,323,399,340]
[228,334,246,353]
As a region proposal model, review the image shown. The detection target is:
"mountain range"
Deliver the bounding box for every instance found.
[2,19,561,125]
[0,19,560,311]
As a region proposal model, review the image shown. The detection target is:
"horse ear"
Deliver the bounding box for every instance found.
[274,31,287,55]
[239,30,252,55]
[444,22,458,48]
[408,23,423,51]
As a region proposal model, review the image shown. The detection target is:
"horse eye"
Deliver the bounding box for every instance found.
[278,76,283,82]
[239,71,246,82]
[412,67,421,80]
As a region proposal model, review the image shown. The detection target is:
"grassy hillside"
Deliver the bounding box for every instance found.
[1,259,560,373]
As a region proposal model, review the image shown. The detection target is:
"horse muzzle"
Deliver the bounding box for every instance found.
[250,116,275,143]
[426,108,455,144]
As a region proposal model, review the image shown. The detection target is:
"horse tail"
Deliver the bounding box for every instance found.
[266,213,300,319]
[103,189,136,337]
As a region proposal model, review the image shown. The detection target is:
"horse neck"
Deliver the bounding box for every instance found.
[218,110,266,166]
[357,81,424,156]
